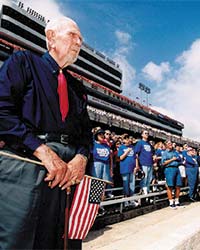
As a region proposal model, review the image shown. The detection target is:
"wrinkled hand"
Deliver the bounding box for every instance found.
[33,144,71,188]
[59,154,87,190]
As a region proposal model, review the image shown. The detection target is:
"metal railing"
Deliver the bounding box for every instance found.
[101,183,190,214]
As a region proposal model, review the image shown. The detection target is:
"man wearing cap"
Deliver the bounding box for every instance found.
[161,140,182,209]
[90,129,112,213]
[91,129,112,183]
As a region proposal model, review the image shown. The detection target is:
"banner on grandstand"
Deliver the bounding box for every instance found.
[68,175,107,239]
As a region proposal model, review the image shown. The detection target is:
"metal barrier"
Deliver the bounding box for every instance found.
[101,184,190,214]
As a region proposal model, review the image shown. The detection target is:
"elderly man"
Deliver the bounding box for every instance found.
[0,17,91,250]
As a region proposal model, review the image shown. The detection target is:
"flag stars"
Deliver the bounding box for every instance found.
[89,179,105,204]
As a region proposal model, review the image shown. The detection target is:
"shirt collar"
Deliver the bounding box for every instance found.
[42,52,60,74]
[42,52,70,75]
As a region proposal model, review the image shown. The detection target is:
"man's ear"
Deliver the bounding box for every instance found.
[46,30,55,40]
[46,30,56,48]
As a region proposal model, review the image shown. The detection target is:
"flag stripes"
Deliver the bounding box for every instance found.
[68,176,105,239]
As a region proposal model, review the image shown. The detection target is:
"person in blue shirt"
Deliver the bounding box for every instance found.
[118,133,138,207]
[184,147,199,202]
[175,144,186,186]
[90,129,112,214]
[154,142,165,181]
[181,143,188,158]
[0,17,92,250]
[91,129,112,182]
[134,130,154,195]
[112,140,123,195]
[161,140,182,209]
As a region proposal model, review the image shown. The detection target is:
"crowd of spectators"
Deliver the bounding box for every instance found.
[88,127,200,212]
[0,125,199,211]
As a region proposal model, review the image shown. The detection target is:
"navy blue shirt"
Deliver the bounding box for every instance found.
[0,51,92,156]
[92,141,110,163]
[118,144,135,174]
[134,139,154,166]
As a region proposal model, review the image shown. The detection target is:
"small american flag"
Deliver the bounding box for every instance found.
[68,175,105,239]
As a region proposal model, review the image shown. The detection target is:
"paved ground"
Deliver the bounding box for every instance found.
[83,202,200,250]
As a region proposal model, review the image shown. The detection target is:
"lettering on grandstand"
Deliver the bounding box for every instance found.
[88,96,129,114]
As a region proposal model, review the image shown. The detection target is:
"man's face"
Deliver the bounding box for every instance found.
[142,131,149,140]
[54,22,82,66]
[123,136,130,145]
[166,141,173,150]
[97,133,105,142]
[105,131,111,140]
[129,137,133,144]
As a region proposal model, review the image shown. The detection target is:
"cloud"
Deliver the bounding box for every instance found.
[113,54,136,93]
[115,30,132,45]
[142,61,171,83]
[112,30,136,94]
[24,0,64,20]
[154,39,200,141]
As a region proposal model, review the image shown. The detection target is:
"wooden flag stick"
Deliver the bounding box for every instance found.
[0,151,113,185]
[64,187,71,250]
[0,150,44,165]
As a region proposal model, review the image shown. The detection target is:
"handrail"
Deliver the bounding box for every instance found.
[101,186,190,214]
[104,181,166,192]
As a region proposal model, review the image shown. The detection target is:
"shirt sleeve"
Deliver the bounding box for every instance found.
[0,52,42,152]
[175,152,181,162]
[134,140,141,155]
[185,155,196,165]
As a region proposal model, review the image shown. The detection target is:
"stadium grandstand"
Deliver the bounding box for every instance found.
[0,0,199,148]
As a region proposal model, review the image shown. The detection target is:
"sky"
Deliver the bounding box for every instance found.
[24,0,200,141]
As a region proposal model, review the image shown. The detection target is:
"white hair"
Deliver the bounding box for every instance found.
[45,16,78,49]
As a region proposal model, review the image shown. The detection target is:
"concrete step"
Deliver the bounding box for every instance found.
[83,202,200,250]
